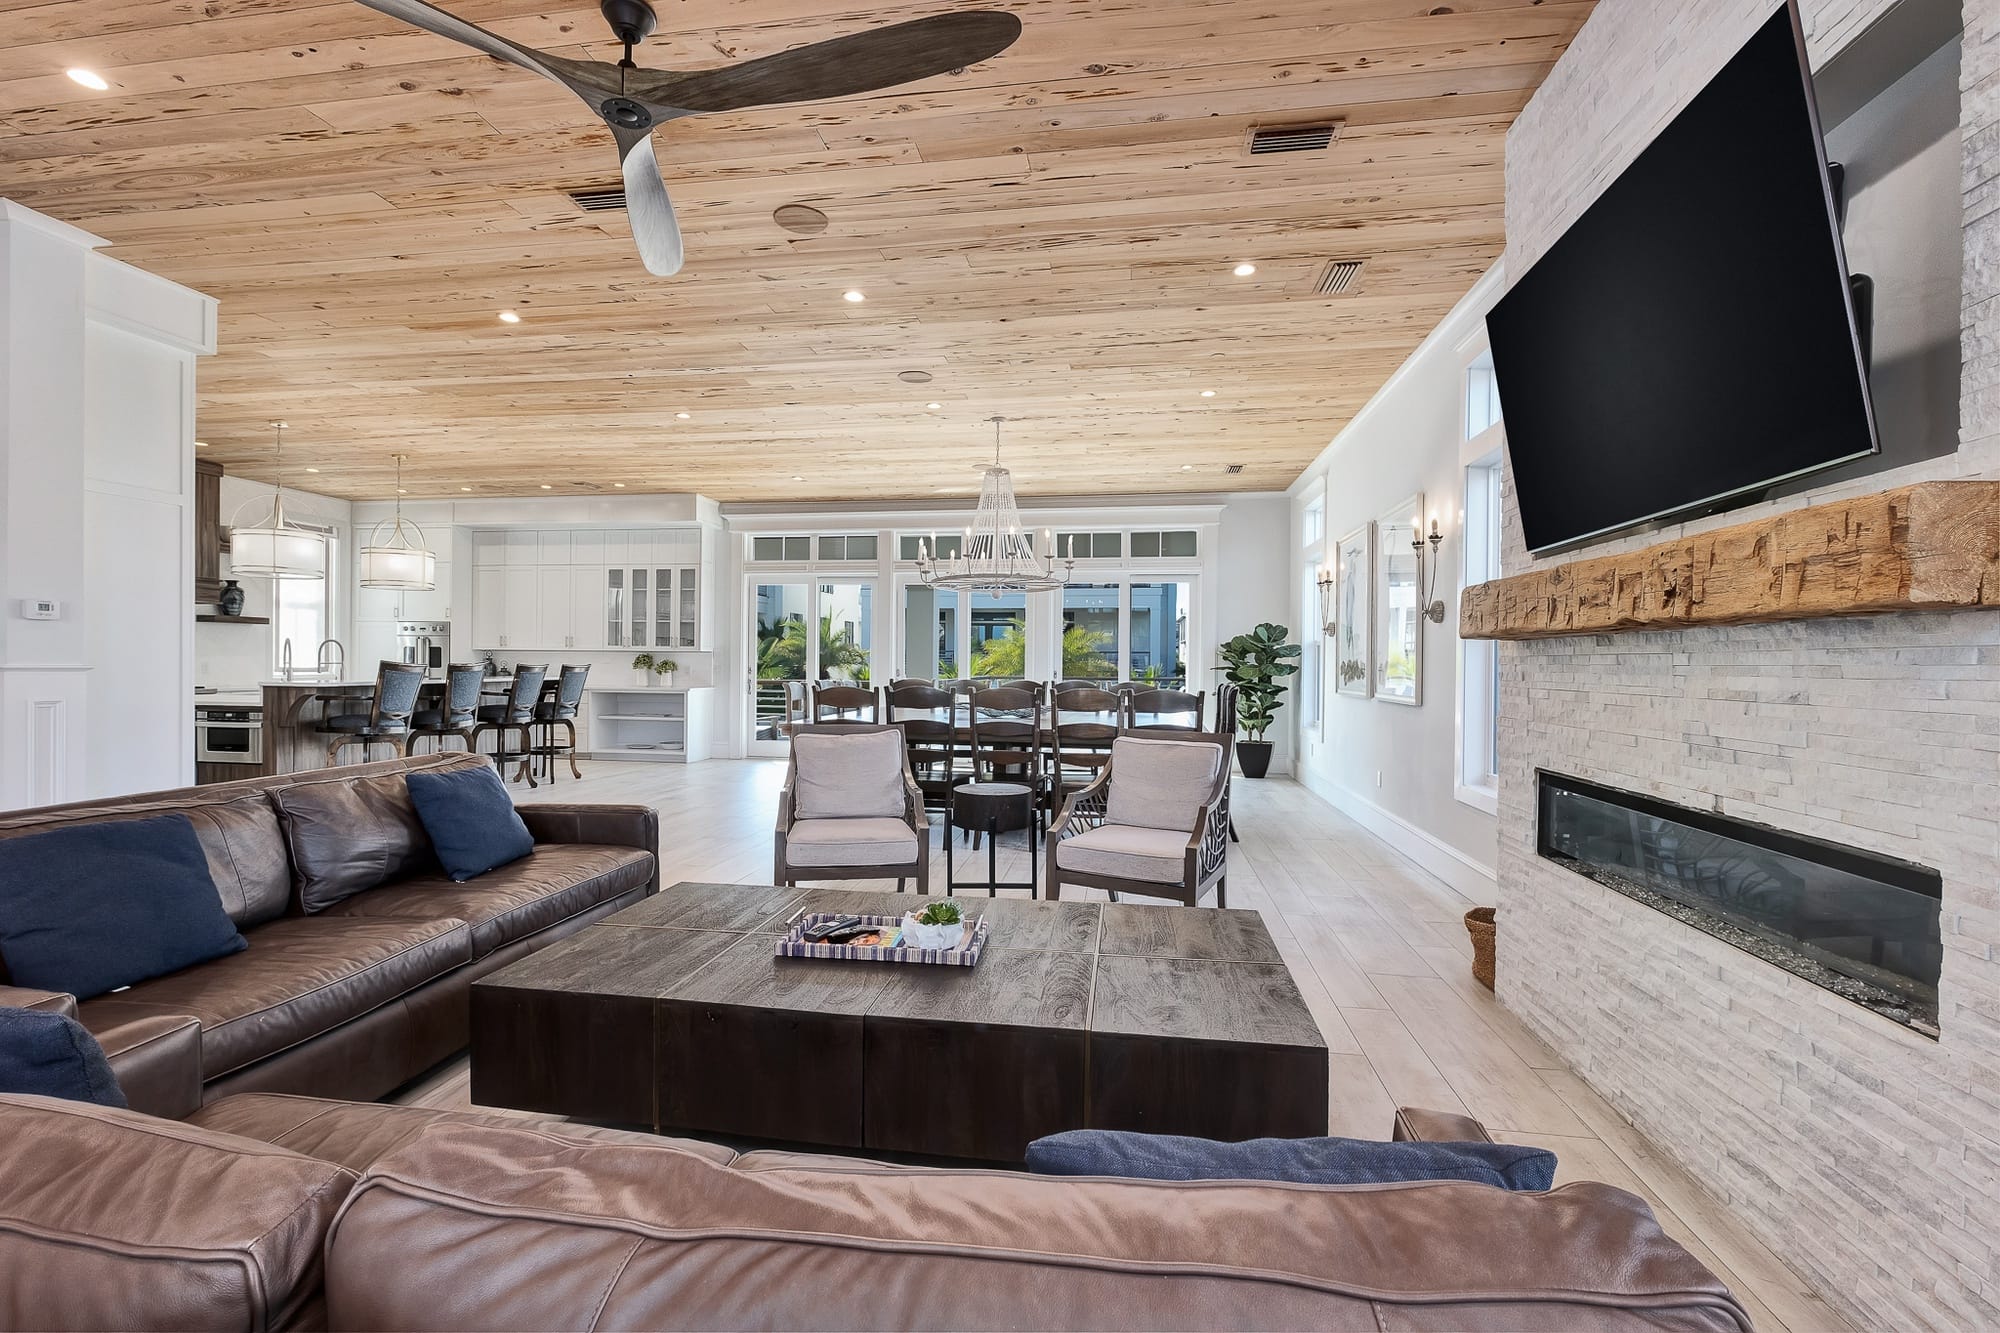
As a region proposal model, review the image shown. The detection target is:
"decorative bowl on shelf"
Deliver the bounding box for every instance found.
[900,911,965,951]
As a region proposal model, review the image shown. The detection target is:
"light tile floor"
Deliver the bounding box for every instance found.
[399,756,1849,1332]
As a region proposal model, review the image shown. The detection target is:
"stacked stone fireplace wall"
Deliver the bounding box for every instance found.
[1496,0,2000,1326]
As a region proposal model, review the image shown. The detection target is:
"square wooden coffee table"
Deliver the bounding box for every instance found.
[471,881,1328,1162]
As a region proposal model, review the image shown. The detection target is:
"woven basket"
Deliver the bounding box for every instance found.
[1465,907,1497,990]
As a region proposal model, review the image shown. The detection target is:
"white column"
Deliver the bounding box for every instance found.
[0,201,215,808]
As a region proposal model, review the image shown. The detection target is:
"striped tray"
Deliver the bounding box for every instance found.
[774,910,989,967]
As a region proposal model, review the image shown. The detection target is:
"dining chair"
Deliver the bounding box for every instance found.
[774,724,929,893]
[527,663,591,782]
[944,679,981,698]
[779,680,810,737]
[404,662,486,755]
[993,678,1046,704]
[470,664,548,785]
[1053,678,1108,695]
[967,685,1045,794]
[889,676,933,691]
[1048,686,1123,816]
[811,682,880,725]
[318,661,427,767]
[1215,680,1241,843]
[889,683,963,809]
[1124,687,1208,737]
[1047,733,1234,908]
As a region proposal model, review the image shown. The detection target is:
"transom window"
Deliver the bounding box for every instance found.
[816,534,877,561]
[1130,530,1198,558]
[750,535,811,562]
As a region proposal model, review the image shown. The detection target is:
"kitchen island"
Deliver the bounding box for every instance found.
[257,676,513,775]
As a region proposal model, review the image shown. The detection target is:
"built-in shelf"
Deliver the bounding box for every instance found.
[1460,480,2000,641]
[583,685,711,763]
[196,614,271,625]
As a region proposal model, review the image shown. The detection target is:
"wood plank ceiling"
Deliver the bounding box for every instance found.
[0,0,1590,503]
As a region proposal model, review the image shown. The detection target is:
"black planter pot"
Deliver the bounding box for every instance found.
[217,580,245,616]
[1236,740,1274,778]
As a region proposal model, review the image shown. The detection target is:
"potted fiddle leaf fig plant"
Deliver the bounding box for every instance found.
[1218,622,1300,778]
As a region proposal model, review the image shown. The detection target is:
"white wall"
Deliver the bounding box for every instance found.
[1215,493,1296,774]
[1285,268,1504,898]
[0,201,214,807]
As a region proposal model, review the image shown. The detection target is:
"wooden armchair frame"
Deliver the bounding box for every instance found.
[1045,732,1234,908]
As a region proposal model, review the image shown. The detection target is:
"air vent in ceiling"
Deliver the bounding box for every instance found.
[1224,464,1245,475]
[1313,259,1366,295]
[566,185,628,213]
[1247,122,1339,155]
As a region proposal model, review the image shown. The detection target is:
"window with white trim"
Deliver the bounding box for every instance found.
[1457,346,1504,812]
[272,526,337,674]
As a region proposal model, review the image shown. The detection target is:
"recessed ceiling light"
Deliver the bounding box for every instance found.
[612,482,625,488]
[304,467,319,473]
[926,402,942,411]
[194,440,209,448]
[497,309,521,323]
[1199,389,1217,398]
[540,484,552,490]
[842,290,865,303]
[460,486,472,491]
[1233,263,1257,277]
[675,411,691,420]
[397,488,408,494]
[790,475,805,482]
[1181,464,1194,471]
[66,69,108,91]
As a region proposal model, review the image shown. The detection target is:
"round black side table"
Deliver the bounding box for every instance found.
[943,781,1039,898]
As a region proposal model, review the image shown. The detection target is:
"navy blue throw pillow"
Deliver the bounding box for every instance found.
[0,814,247,1000]
[0,1006,126,1108]
[405,765,535,882]
[1026,1129,1556,1191]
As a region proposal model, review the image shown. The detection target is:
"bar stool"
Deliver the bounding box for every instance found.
[470,665,547,786]
[527,664,591,783]
[405,663,485,755]
[318,661,426,767]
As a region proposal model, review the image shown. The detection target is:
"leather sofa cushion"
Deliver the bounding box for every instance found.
[0,788,293,931]
[0,1093,353,1332]
[270,769,438,913]
[191,1092,740,1172]
[322,845,653,957]
[0,1006,125,1107]
[80,916,472,1079]
[324,1122,1752,1332]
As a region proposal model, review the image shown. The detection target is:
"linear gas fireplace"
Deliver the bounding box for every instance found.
[1537,773,1942,1036]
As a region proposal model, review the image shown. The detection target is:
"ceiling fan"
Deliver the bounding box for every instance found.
[353,1,1023,275]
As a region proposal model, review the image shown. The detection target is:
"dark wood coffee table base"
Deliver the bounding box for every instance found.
[472,882,1328,1162]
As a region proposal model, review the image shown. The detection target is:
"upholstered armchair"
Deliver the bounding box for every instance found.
[1046,734,1233,907]
[774,724,931,893]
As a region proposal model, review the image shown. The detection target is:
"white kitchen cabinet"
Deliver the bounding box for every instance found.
[471,527,705,652]
[354,582,401,623]
[471,567,506,647]
[472,531,507,567]
[501,567,537,648]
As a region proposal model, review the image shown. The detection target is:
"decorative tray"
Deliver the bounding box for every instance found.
[774,909,989,967]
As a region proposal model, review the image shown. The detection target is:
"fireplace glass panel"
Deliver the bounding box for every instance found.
[1537,773,1942,1035]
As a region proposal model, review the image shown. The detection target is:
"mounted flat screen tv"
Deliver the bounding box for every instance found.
[1487,1,1880,555]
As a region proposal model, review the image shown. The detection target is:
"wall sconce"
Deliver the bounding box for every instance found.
[1413,519,1446,624]
[1316,563,1336,636]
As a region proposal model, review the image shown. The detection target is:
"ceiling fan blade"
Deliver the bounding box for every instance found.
[351,0,618,101]
[625,11,1023,115]
[618,133,686,277]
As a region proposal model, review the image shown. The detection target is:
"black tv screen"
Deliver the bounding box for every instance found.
[1487,2,1879,555]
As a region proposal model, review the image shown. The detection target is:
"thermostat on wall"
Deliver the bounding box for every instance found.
[21,598,60,620]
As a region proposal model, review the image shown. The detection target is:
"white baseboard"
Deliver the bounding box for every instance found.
[1294,769,1497,901]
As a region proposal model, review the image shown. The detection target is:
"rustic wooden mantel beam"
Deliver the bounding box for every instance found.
[1459,481,2000,640]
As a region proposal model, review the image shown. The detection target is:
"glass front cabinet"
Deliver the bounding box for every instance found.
[604,564,700,649]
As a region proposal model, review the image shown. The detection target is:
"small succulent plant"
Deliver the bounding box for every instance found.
[916,900,963,927]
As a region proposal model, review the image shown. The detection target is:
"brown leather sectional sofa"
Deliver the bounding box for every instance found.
[0,752,657,1115]
[0,1090,1754,1331]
